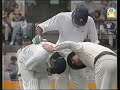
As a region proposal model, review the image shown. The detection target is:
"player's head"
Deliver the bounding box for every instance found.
[48,52,66,74]
[22,35,32,46]
[67,52,86,69]
[72,6,89,28]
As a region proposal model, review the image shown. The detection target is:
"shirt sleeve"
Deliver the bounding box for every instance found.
[25,55,39,70]
[36,13,63,33]
[54,41,82,52]
[88,17,100,44]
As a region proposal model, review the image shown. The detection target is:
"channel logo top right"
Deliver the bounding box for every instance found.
[107,7,117,19]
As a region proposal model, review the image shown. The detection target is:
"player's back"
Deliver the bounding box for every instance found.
[18,42,53,63]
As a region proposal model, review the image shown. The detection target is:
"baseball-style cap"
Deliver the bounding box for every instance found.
[72,6,89,27]
[22,35,31,41]
[49,52,66,74]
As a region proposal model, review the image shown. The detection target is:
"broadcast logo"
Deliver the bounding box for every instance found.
[107,7,117,19]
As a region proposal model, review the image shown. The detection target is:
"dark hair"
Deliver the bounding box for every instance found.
[11,56,17,61]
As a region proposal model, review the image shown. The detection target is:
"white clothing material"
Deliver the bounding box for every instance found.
[55,41,116,70]
[37,12,99,89]
[95,55,117,89]
[54,41,117,89]
[18,42,53,71]
[37,12,99,44]
[17,42,54,89]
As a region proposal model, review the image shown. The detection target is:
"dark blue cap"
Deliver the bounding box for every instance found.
[72,6,89,27]
[50,52,66,74]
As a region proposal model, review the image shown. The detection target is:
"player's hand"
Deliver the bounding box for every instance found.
[42,44,54,52]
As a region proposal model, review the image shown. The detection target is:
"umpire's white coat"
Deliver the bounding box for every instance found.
[37,12,99,89]
[54,41,117,89]
[17,42,54,89]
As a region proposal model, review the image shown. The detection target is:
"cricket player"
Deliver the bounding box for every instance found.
[33,6,99,89]
[42,41,117,89]
[17,41,66,90]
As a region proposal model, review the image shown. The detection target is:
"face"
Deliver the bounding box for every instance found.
[71,55,81,66]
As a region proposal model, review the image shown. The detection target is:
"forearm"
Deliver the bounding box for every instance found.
[35,26,43,36]
[54,41,82,52]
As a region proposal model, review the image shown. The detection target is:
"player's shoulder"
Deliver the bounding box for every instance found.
[57,12,72,17]
[88,16,94,21]
[87,16,95,23]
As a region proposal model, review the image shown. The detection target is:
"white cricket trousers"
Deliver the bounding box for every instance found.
[55,50,88,89]
[95,55,117,89]
[18,60,51,90]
